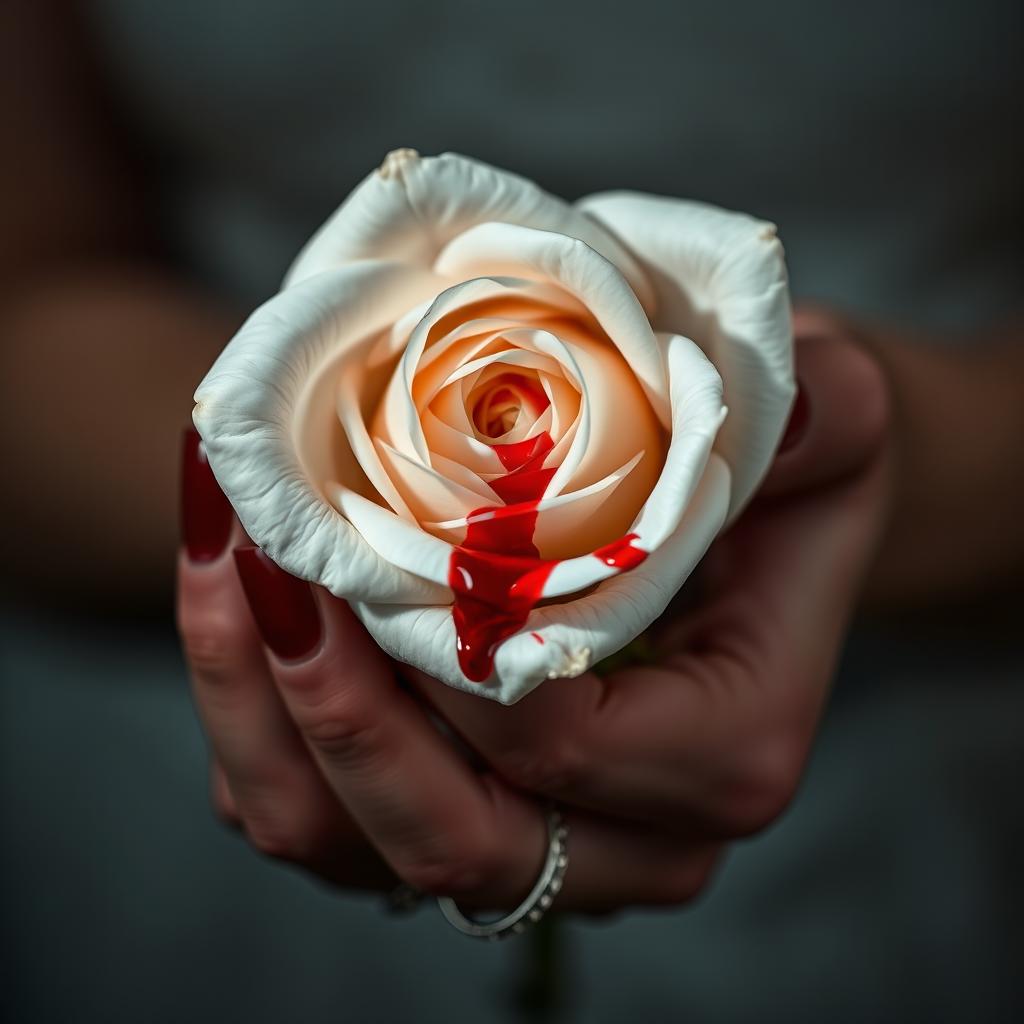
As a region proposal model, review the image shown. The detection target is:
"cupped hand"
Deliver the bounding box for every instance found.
[408,313,891,839]
[178,309,891,914]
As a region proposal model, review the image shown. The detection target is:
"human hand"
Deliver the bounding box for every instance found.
[178,437,721,912]
[178,313,890,915]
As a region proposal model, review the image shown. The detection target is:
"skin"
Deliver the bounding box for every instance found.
[4,0,1023,910]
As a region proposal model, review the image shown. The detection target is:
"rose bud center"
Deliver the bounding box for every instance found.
[470,371,551,439]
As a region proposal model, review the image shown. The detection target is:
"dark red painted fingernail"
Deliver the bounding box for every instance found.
[233,546,322,661]
[181,429,233,562]
[778,384,810,454]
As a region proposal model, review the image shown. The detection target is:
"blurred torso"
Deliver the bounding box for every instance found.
[88,0,1023,326]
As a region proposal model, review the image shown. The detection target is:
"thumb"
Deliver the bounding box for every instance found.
[759,326,890,500]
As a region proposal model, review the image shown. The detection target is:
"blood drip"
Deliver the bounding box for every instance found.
[447,432,649,682]
[593,533,647,571]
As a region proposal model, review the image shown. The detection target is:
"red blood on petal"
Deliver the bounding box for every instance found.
[488,467,556,506]
[492,432,554,472]
[448,504,557,682]
[593,533,648,571]
[447,433,648,682]
[489,434,556,504]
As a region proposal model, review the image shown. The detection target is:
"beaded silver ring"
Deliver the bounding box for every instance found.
[436,805,569,941]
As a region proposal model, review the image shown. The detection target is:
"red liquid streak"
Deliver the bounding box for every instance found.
[593,533,647,571]
[448,434,648,682]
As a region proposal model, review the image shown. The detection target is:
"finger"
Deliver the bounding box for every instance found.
[556,817,723,914]
[235,545,725,911]
[179,430,374,879]
[759,328,890,499]
[407,338,891,836]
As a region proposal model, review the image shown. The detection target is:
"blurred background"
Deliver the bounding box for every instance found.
[2,1,1022,1021]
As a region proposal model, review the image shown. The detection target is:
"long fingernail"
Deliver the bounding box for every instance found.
[778,383,810,454]
[233,546,322,661]
[181,429,233,562]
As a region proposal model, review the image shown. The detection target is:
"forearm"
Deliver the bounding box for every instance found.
[865,321,1024,606]
[1,265,240,609]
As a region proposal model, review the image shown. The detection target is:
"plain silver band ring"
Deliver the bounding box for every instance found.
[436,804,568,941]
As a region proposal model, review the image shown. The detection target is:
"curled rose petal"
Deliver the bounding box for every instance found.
[577,191,795,520]
[284,149,656,313]
[194,150,793,701]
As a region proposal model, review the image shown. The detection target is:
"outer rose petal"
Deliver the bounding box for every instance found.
[193,261,451,604]
[577,192,795,520]
[353,455,731,704]
[283,150,656,312]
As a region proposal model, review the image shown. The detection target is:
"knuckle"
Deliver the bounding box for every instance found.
[394,830,502,898]
[294,689,382,763]
[720,732,806,836]
[495,737,584,795]
[180,616,246,682]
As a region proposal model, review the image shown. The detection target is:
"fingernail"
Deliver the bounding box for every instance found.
[181,429,233,562]
[778,384,810,454]
[233,546,322,661]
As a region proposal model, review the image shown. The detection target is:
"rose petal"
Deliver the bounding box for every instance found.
[421,409,503,475]
[373,277,580,466]
[284,150,656,313]
[577,191,795,519]
[193,261,450,604]
[533,320,664,515]
[352,454,731,703]
[627,332,727,549]
[435,222,671,427]
[374,439,496,521]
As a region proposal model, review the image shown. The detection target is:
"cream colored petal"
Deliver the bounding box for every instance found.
[332,484,452,588]
[413,329,510,410]
[578,191,795,520]
[476,403,553,451]
[374,439,495,522]
[284,150,655,312]
[446,348,564,387]
[193,261,449,604]
[540,373,581,442]
[421,409,503,475]
[436,222,671,426]
[374,276,575,464]
[429,377,477,435]
[353,455,730,703]
[539,321,665,516]
[335,340,415,520]
[456,325,588,495]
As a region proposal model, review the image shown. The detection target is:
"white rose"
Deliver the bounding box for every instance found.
[194,149,793,704]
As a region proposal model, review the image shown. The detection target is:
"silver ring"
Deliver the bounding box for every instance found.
[436,805,568,941]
